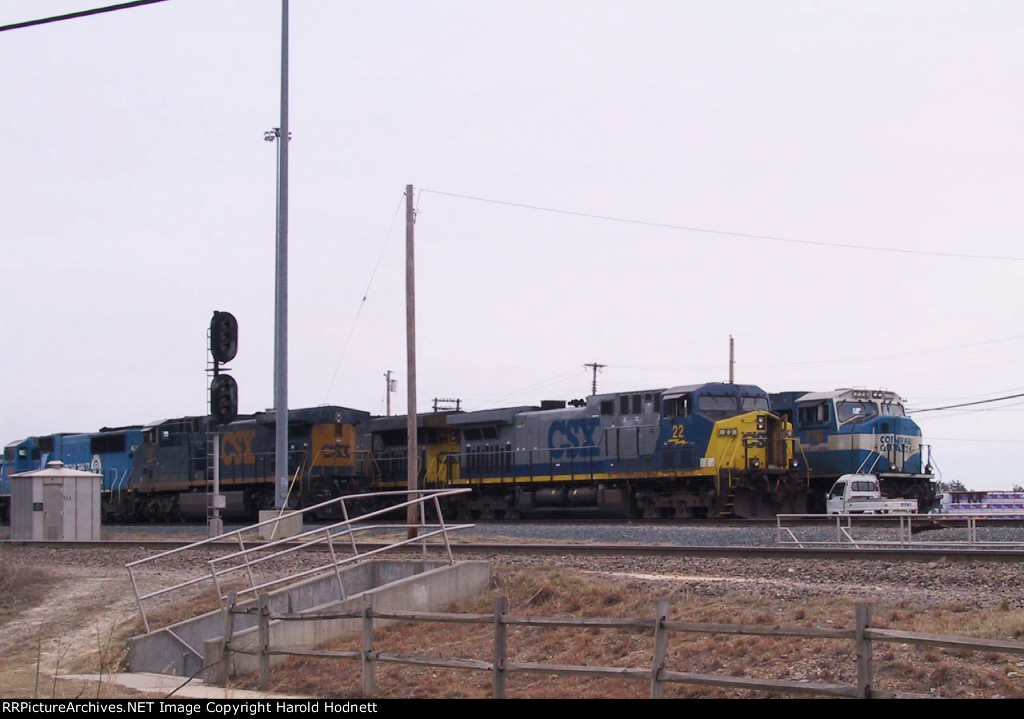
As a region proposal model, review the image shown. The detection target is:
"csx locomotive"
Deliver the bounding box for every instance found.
[364,382,805,519]
[0,382,936,523]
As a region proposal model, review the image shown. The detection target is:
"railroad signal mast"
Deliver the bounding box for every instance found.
[210,311,239,424]
[208,310,239,537]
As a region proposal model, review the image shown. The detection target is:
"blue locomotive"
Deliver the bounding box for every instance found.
[769,388,935,512]
[1,436,48,522]
[0,428,144,522]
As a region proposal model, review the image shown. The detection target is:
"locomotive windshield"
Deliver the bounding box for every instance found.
[835,400,878,424]
[740,395,770,412]
[696,395,738,420]
[880,402,906,417]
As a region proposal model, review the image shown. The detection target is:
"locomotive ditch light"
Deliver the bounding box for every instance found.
[749,458,761,469]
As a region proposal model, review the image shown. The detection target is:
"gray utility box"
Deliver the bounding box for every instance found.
[11,461,102,541]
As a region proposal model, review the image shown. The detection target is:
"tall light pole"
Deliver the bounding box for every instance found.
[272,0,290,509]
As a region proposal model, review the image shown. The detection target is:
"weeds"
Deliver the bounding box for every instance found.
[220,563,1024,699]
[0,560,52,619]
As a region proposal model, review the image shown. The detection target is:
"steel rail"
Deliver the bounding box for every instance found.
[6,538,1024,563]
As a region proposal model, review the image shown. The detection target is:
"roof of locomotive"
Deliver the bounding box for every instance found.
[446,406,538,426]
[787,388,904,404]
[661,382,769,399]
[365,410,462,432]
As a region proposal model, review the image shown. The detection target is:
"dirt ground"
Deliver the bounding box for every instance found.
[3,541,1024,699]
[0,558,142,697]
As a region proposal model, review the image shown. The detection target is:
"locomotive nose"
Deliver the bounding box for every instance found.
[871,415,918,471]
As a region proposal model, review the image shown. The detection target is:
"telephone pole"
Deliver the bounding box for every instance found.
[729,335,735,384]
[384,370,395,416]
[405,185,419,535]
[584,362,606,395]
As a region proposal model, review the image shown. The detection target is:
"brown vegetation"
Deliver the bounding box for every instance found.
[232,563,1024,699]
[0,560,52,620]
[3,545,1024,699]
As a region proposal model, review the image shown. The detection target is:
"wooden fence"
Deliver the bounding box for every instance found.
[223,596,1024,699]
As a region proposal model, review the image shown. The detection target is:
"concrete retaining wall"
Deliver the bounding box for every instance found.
[126,559,490,682]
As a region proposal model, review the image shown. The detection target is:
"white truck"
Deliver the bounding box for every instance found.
[825,474,919,515]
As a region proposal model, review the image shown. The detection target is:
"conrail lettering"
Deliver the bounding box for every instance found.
[878,434,915,452]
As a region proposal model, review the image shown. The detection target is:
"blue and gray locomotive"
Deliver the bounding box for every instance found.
[769,388,935,512]
[128,405,371,521]
[361,381,805,520]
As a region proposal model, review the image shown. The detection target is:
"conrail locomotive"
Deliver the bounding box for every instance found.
[770,388,936,513]
[0,382,935,523]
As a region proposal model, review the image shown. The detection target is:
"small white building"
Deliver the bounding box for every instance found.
[11,460,102,541]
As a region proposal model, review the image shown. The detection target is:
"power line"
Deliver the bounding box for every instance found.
[0,0,173,32]
[322,192,406,404]
[912,393,1024,413]
[420,188,1024,262]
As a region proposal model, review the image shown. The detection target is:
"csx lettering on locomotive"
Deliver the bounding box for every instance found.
[221,430,256,465]
[548,418,600,459]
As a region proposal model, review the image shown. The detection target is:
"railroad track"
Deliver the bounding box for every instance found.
[6,536,1024,564]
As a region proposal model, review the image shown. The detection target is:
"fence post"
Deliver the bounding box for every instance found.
[362,593,375,697]
[855,603,873,699]
[257,593,270,690]
[214,591,238,684]
[493,597,508,699]
[650,598,669,698]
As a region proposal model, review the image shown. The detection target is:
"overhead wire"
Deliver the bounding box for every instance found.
[321,192,406,404]
[419,188,1024,262]
[911,393,1024,413]
[0,0,173,32]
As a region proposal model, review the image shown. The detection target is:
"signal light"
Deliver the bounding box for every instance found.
[210,311,238,364]
[210,374,238,424]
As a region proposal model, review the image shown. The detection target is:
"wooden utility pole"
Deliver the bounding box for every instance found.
[405,185,419,536]
[584,362,606,395]
[729,335,735,384]
[384,370,395,416]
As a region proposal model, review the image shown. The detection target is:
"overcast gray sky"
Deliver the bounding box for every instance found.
[2,1,1022,489]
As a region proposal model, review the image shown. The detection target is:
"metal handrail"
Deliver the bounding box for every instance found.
[126,488,471,634]
[776,512,1024,550]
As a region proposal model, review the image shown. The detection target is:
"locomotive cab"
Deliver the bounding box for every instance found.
[654,383,804,518]
[771,388,935,513]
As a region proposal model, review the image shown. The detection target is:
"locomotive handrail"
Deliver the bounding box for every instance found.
[126,487,472,634]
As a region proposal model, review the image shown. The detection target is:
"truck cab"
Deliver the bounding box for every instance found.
[826,473,918,515]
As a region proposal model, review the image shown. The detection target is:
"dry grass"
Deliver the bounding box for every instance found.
[0,561,53,620]
[5,549,1024,700]
[229,562,1024,699]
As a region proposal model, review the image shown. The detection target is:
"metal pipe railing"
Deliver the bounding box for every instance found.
[126,487,471,634]
[776,512,1024,550]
